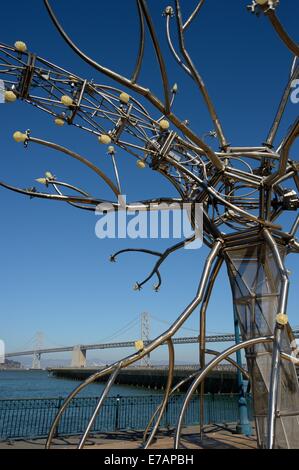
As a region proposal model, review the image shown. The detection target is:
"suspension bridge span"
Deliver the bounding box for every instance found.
[5,330,299,369]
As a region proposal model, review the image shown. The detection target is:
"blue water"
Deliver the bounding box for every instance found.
[0,370,156,399]
[0,371,245,440]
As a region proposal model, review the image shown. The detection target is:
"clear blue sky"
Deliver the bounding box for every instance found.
[0,0,298,364]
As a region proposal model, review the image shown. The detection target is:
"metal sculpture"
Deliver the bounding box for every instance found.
[0,0,299,449]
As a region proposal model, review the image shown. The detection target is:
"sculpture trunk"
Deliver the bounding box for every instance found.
[226,241,299,449]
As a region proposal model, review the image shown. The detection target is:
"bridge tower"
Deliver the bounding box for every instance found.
[32,331,44,369]
[141,312,150,367]
[71,345,87,368]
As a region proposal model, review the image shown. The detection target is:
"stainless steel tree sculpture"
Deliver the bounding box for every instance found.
[1,0,299,449]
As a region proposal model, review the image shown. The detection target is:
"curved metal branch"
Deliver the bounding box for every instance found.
[110,152,122,194]
[138,0,171,113]
[43,0,170,114]
[45,0,170,112]
[183,0,206,31]
[0,179,183,214]
[0,180,102,205]
[46,241,222,448]
[156,86,178,123]
[50,180,90,197]
[143,348,250,445]
[131,0,146,83]
[143,339,174,448]
[174,0,228,149]
[264,229,290,450]
[166,155,280,229]
[78,363,122,449]
[43,0,224,170]
[277,117,299,177]
[265,60,299,148]
[165,11,192,76]
[43,0,158,103]
[111,236,196,291]
[199,255,223,436]
[28,136,121,199]
[267,10,299,58]
[265,117,299,186]
[111,248,163,261]
[174,335,275,449]
[51,181,96,212]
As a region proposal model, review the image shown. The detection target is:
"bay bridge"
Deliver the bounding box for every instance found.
[6,333,239,369]
[5,314,299,369]
[6,329,299,369]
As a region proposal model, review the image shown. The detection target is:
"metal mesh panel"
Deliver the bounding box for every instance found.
[226,243,299,449]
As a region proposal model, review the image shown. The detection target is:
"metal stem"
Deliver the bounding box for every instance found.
[46,241,222,448]
[77,364,121,449]
[143,339,174,448]
[263,229,290,449]
[174,336,274,449]
[267,10,299,58]
[199,256,223,439]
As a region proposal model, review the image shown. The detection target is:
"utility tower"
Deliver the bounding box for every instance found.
[32,331,44,369]
[141,313,150,367]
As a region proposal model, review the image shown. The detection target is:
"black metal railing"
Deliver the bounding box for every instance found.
[0,394,253,440]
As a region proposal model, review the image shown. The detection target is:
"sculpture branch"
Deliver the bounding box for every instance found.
[1,1,299,450]
[43,0,166,112]
[43,0,225,170]
[50,181,97,212]
[165,8,192,77]
[111,236,196,291]
[0,177,184,214]
[138,0,171,113]
[183,0,206,31]
[0,180,102,205]
[27,135,121,198]
[265,59,299,147]
[131,0,146,83]
[267,10,299,58]
[174,0,228,149]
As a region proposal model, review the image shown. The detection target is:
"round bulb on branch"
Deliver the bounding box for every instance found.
[61,95,73,106]
[108,146,115,155]
[14,41,27,53]
[134,340,144,351]
[119,92,130,104]
[159,119,170,131]
[45,171,55,180]
[136,160,146,169]
[35,178,47,185]
[172,83,178,94]
[5,91,17,103]
[54,118,65,126]
[13,131,27,143]
[276,313,288,326]
[98,134,112,145]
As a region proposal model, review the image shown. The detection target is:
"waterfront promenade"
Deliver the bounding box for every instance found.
[0,425,257,450]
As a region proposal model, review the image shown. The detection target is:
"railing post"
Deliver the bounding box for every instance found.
[54,396,64,438]
[115,395,121,431]
[165,401,170,431]
[207,393,211,424]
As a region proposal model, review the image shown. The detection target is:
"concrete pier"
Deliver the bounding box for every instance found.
[48,365,239,393]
